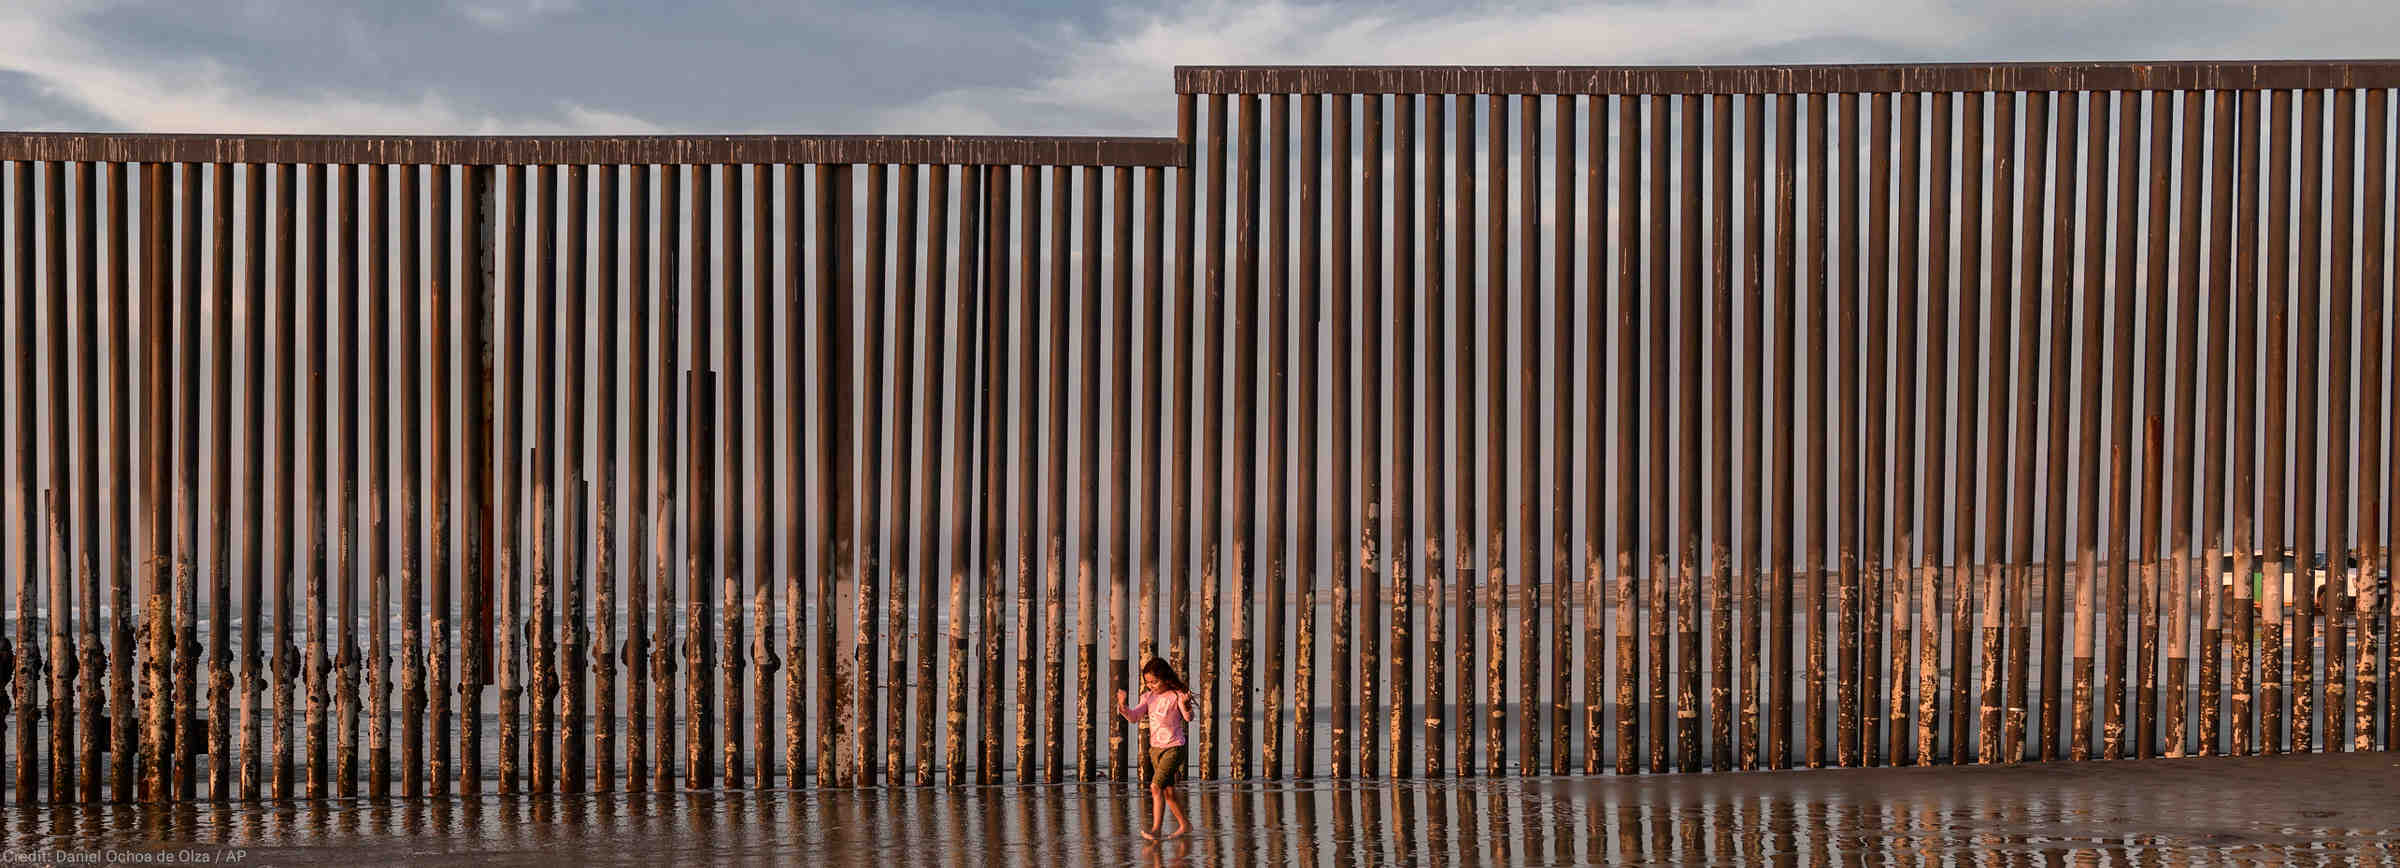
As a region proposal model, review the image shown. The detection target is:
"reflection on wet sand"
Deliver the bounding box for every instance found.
[3,753,2395,866]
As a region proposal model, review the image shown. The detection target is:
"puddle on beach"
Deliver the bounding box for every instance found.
[2,753,2394,866]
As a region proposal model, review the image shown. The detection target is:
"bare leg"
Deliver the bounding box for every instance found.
[1145,783,1162,839]
[1163,787,1189,838]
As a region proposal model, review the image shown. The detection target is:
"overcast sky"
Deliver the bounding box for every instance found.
[3,0,2396,138]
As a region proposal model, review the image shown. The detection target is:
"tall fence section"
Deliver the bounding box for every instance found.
[0,60,2393,802]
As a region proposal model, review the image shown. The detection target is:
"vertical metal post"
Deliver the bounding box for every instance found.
[494,165,525,794]
[716,161,744,792]
[461,163,495,795]
[397,162,424,797]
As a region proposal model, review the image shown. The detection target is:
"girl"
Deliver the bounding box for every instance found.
[1116,658,1194,840]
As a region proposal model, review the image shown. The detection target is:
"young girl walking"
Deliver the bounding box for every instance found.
[1116,658,1194,840]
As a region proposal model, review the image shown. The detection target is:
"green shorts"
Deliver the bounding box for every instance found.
[1145,745,1187,788]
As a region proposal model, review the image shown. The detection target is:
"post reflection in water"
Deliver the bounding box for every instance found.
[1,755,2395,865]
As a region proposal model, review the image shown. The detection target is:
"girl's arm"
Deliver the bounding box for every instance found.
[1177,691,1195,722]
[1116,690,1146,722]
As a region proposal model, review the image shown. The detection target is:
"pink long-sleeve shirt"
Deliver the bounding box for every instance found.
[1119,690,1192,749]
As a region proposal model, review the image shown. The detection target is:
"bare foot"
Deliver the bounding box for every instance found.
[1164,823,1188,839]
[1140,828,1157,841]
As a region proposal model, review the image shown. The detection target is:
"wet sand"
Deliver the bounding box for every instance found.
[2,753,2394,866]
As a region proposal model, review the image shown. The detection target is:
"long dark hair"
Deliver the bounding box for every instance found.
[1139,658,1188,695]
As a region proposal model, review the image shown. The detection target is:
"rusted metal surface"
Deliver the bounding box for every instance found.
[44,162,77,802]
[1523,92,1549,779]
[1356,92,1383,782]
[495,166,526,795]
[526,165,556,795]
[108,161,138,802]
[1175,62,2400,96]
[1387,92,1413,781]
[2165,91,2204,759]
[0,162,18,808]
[1738,93,1765,771]
[1133,159,1165,783]
[2229,88,2261,758]
[2260,88,2292,757]
[0,135,1182,167]
[1168,93,1197,700]
[1650,92,1678,775]
[891,163,919,786]
[1707,92,1735,774]
[43,488,68,803]
[685,365,716,790]
[2102,92,2139,762]
[973,163,1007,786]
[1975,91,2015,767]
[397,163,425,797]
[1587,94,1615,775]
[363,162,392,799]
[589,165,617,793]
[459,164,493,797]
[1833,91,1861,771]
[2071,92,2109,764]
[1453,94,1480,781]
[687,165,718,791]
[1320,93,1351,780]
[138,161,173,803]
[781,164,808,788]
[1012,163,1042,785]
[1550,94,1577,777]
[2321,89,2353,754]
[942,164,974,785]
[174,162,206,801]
[2150,91,2188,762]
[0,62,2392,802]
[1225,100,1258,783]
[2195,90,2235,758]
[921,163,954,786]
[2036,92,2075,767]
[1949,93,1984,767]
[720,163,749,792]
[1038,164,1068,785]
[2353,89,2388,754]
[1767,92,1796,771]
[428,166,456,796]
[83,176,119,785]
[1803,92,1829,770]
[1260,100,1290,782]
[2287,88,2322,758]
[1489,93,1514,779]
[649,165,682,792]
[2384,89,2399,757]
[859,162,891,788]
[2003,90,2047,766]
[1881,89,1920,767]
[1915,92,1948,768]
[1420,93,1447,780]
[1099,162,1130,782]
[1862,89,1900,767]
[239,161,269,799]
[621,164,649,794]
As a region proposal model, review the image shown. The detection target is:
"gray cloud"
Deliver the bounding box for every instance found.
[3,0,2394,138]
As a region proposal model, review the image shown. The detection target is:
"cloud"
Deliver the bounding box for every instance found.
[873,0,1971,135]
[0,1,655,133]
[2,0,2395,140]
[455,0,581,30]
[876,0,2400,137]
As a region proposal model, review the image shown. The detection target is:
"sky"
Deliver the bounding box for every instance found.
[3,0,2397,138]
